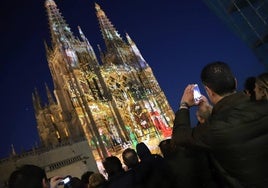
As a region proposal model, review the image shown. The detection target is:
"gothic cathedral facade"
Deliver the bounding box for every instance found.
[33,0,174,160]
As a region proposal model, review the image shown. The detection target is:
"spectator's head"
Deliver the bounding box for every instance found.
[196,102,212,124]
[80,171,94,185]
[8,164,48,188]
[158,139,174,159]
[136,142,151,161]
[201,61,236,104]
[88,173,106,188]
[102,156,124,179]
[122,148,139,169]
[255,72,268,101]
[244,76,256,101]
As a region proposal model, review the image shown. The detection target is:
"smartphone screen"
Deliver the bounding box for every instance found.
[193,84,202,103]
[58,176,71,185]
[63,177,71,184]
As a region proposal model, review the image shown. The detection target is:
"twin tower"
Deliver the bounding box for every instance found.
[33,0,174,160]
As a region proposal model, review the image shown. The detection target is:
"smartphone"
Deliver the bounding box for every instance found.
[193,84,202,103]
[58,175,71,185]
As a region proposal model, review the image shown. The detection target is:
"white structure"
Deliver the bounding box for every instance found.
[0,139,98,188]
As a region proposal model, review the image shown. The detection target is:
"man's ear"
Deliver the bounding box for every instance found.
[42,178,49,188]
[204,86,212,97]
[204,86,216,104]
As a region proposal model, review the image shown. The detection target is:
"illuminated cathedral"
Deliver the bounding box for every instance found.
[33,0,174,160]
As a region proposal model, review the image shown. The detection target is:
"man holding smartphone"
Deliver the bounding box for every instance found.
[172,61,268,187]
[8,164,63,188]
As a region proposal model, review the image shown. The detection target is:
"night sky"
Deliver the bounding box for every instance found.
[0,0,266,159]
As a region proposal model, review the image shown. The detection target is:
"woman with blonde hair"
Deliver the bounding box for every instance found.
[88,173,106,188]
[255,72,268,101]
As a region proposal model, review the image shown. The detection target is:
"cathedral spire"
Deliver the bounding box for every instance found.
[78,25,99,66]
[95,3,124,49]
[97,44,105,64]
[126,33,148,68]
[11,144,16,156]
[32,88,43,112]
[45,0,75,48]
[45,83,56,105]
[78,26,87,43]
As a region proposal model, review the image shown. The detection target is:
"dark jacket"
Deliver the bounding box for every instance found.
[172,92,268,187]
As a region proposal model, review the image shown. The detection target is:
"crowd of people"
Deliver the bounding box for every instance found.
[7,61,268,188]
[7,141,175,188]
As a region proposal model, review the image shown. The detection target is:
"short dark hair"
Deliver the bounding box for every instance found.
[122,148,139,168]
[158,139,173,158]
[201,61,236,96]
[136,142,151,161]
[244,76,256,101]
[102,156,124,178]
[8,164,47,188]
[244,76,256,92]
[80,171,94,184]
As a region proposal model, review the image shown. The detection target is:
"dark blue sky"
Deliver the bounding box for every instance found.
[0,0,266,158]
